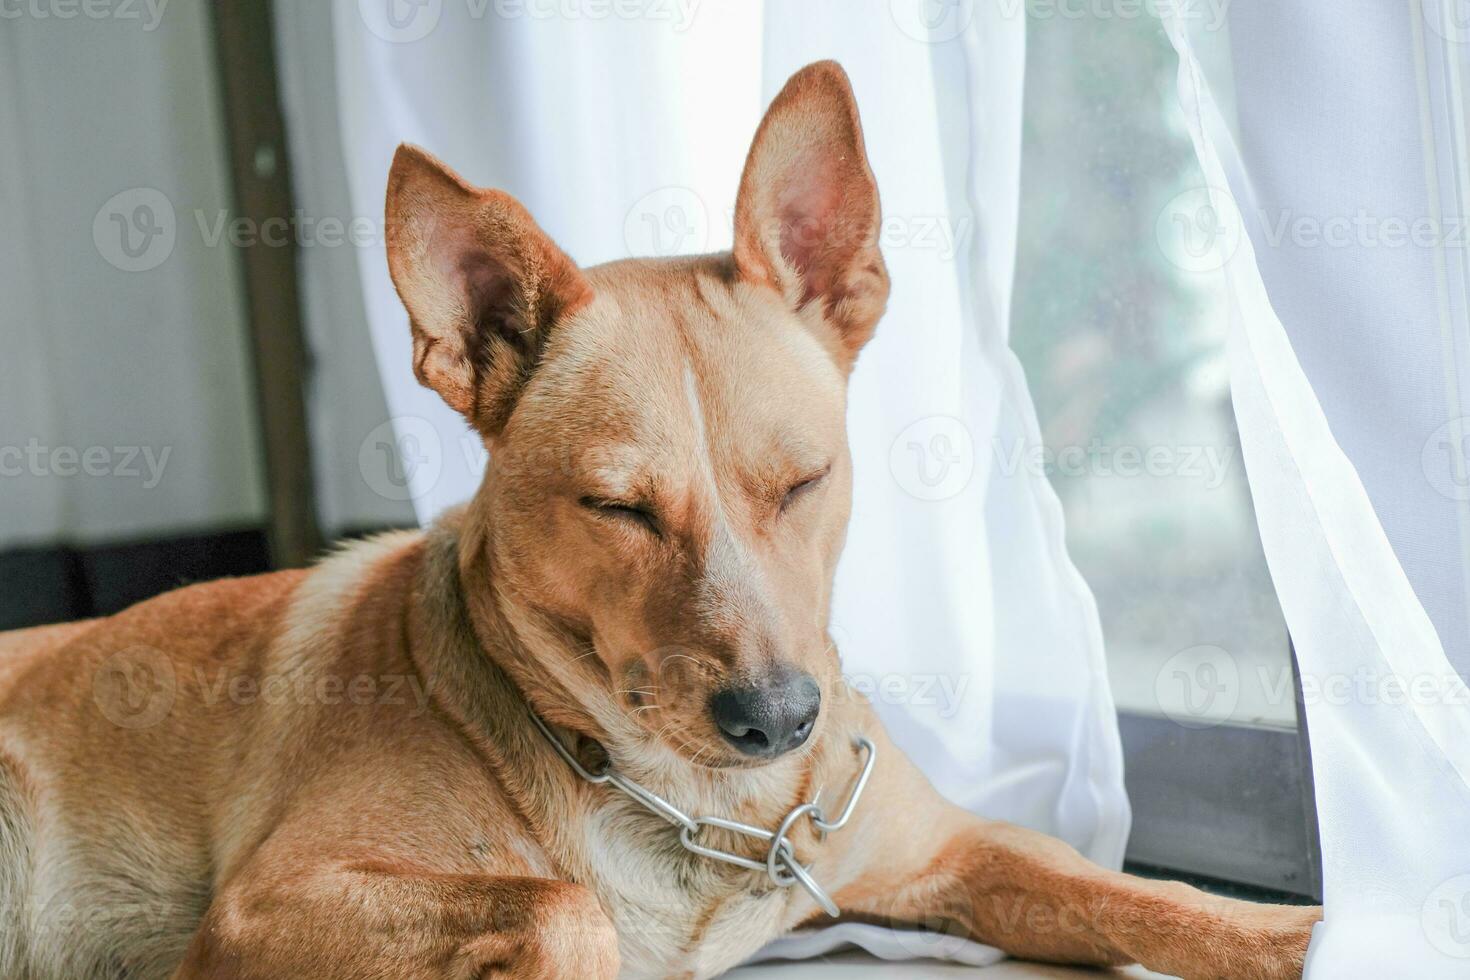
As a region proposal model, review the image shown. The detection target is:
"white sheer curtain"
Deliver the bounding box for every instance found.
[280,0,1129,966]
[278,0,1470,972]
[1163,2,1470,975]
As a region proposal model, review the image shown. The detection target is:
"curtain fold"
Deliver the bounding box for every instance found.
[289,0,1128,966]
[1162,3,1470,974]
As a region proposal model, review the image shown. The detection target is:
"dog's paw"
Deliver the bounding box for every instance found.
[1206,901,1321,980]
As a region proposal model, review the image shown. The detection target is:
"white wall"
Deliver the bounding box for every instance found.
[0,1,415,549]
[0,1,265,547]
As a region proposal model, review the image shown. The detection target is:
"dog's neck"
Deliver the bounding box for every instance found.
[451,500,620,746]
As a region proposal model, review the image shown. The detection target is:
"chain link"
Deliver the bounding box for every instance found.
[529,711,876,918]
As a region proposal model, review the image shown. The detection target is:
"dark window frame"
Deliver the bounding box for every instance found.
[209,0,322,568]
[1119,645,1321,899]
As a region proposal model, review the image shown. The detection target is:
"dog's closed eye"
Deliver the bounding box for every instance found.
[580,496,662,537]
[780,467,830,513]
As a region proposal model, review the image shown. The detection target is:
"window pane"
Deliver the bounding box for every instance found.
[1011,6,1295,729]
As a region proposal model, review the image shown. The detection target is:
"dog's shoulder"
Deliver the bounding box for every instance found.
[264,529,426,677]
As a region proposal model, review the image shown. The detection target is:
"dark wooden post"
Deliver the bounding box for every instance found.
[207,0,322,568]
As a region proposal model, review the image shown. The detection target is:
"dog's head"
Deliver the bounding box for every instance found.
[385,62,887,768]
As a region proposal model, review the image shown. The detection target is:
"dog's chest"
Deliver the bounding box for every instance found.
[570,802,795,980]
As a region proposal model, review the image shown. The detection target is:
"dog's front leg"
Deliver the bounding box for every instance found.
[863,817,1319,979]
[173,860,619,980]
[826,721,1320,980]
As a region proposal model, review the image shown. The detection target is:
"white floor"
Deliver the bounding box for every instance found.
[728,952,1170,978]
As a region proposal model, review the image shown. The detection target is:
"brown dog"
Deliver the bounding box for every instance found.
[0,61,1318,979]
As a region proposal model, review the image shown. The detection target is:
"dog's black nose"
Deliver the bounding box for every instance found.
[710,668,821,758]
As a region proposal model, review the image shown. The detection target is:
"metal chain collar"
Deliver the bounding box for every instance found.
[529,711,876,918]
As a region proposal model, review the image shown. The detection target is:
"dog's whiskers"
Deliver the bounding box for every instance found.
[568,646,601,664]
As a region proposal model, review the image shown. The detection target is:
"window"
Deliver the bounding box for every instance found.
[1011,5,1319,898]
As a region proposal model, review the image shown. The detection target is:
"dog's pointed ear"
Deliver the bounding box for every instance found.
[385,144,592,435]
[732,61,890,370]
